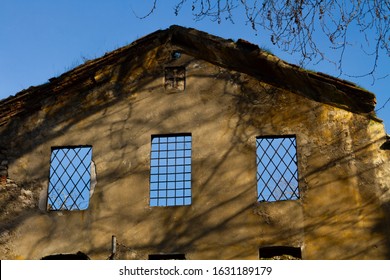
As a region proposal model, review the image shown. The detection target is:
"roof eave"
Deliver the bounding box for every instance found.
[0,25,378,127]
[168,25,376,115]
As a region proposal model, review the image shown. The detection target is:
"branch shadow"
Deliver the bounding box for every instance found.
[0,42,389,260]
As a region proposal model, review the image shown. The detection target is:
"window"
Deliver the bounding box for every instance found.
[256,136,299,202]
[171,51,182,60]
[259,246,302,259]
[41,251,90,260]
[47,146,92,210]
[164,67,185,91]
[150,134,192,206]
[149,253,186,260]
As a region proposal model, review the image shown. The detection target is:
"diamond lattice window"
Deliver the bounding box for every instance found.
[256,136,299,202]
[150,134,192,206]
[47,146,92,210]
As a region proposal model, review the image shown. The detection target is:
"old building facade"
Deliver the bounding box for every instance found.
[0,26,389,260]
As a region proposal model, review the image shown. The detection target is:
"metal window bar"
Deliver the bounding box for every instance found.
[150,134,192,206]
[47,146,92,210]
[256,136,299,202]
[164,67,185,91]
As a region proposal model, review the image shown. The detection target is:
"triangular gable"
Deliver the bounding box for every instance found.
[0,25,377,126]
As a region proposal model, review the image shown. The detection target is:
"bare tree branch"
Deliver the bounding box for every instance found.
[136,0,389,108]
[132,0,158,19]
[376,97,390,113]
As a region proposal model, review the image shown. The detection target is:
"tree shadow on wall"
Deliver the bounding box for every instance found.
[0,42,389,259]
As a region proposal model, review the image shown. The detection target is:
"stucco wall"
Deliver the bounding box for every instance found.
[0,45,389,260]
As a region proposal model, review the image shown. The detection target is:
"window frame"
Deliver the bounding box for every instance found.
[47,145,93,211]
[256,135,300,202]
[164,66,186,91]
[149,133,192,207]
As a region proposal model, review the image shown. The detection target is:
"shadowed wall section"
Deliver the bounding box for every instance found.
[0,26,389,260]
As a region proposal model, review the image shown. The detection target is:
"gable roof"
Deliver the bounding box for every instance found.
[0,25,377,126]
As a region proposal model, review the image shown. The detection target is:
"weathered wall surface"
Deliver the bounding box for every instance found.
[0,43,389,260]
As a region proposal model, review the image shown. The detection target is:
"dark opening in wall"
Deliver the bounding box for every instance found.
[259,246,302,260]
[0,147,8,187]
[148,253,186,260]
[380,136,390,150]
[171,51,182,60]
[41,251,90,260]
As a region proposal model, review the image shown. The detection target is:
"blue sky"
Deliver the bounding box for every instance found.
[0,0,388,131]
[150,135,192,207]
[48,147,92,210]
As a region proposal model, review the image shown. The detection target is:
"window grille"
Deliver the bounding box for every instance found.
[47,146,92,210]
[150,134,192,206]
[164,67,185,91]
[256,136,299,202]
